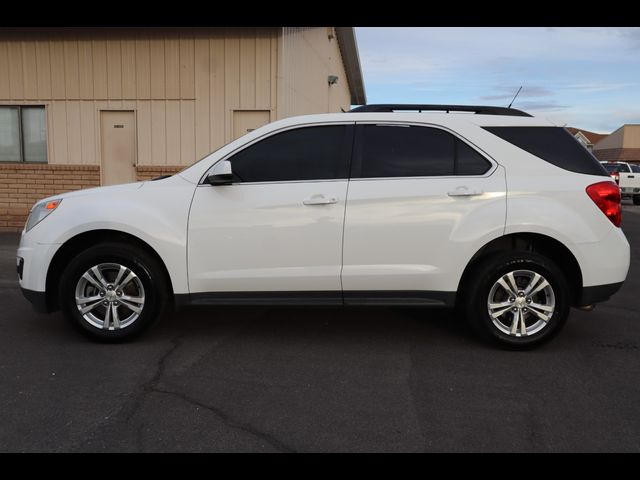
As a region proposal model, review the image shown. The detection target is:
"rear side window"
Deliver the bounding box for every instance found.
[631,164,640,173]
[355,125,491,178]
[483,126,608,176]
[457,140,492,175]
[229,125,352,183]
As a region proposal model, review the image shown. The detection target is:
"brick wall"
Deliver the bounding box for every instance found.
[0,164,187,232]
[0,164,100,232]
[136,166,184,181]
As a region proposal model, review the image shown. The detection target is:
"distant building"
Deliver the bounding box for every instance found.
[593,125,640,164]
[566,127,608,152]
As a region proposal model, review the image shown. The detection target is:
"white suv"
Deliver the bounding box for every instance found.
[16,104,630,348]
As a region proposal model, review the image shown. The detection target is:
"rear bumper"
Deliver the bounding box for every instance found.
[578,281,624,306]
[20,287,50,313]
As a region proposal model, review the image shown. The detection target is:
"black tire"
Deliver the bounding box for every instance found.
[58,242,167,342]
[463,251,570,349]
[633,195,640,205]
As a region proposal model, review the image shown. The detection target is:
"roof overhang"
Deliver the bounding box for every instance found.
[335,27,366,106]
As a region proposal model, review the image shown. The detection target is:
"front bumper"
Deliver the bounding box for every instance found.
[20,287,50,313]
[17,230,62,313]
[17,232,60,293]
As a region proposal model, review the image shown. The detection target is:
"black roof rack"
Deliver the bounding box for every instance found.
[349,104,532,117]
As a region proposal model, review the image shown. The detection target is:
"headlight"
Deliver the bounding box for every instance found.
[25,199,62,232]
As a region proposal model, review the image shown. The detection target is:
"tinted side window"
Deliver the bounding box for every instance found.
[359,125,455,178]
[483,126,608,176]
[456,140,491,175]
[631,164,640,173]
[356,125,491,178]
[230,125,351,183]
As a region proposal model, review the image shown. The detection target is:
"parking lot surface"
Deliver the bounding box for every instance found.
[1,203,639,452]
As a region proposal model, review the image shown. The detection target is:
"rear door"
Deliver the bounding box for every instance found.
[341,122,507,304]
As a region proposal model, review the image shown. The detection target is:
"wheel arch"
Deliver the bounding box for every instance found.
[46,229,174,312]
[458,232,583,306]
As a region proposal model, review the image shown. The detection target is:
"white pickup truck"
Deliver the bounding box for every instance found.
[601,162,640,205]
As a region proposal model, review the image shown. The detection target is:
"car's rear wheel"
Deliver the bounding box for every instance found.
[464,252,570,349]
[59,242,166,341]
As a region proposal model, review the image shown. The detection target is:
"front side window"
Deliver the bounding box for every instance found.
[229,125,352,183]
[0,106,47,163]
[355,124,491,178]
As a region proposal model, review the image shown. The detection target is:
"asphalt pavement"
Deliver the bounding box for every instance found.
[1,203,639,452]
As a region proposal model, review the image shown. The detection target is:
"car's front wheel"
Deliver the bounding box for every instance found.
[464,252,570,349]
[59,242,167,341]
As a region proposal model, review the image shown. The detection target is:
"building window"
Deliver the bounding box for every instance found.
[0,106,47,163]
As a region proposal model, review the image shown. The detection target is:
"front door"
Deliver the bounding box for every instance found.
[100,110,136,186]
[188,123,354,300]
[341,123,507,303]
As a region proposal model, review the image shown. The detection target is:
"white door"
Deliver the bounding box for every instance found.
[342,123,506,304]
[100,110,136,185]
[188,124,354,302]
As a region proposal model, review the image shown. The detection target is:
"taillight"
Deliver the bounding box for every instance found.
[586,181,621,227]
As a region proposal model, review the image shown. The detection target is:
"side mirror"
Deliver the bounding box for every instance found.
[205,161,233,185]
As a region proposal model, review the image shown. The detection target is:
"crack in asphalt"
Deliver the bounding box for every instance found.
[122,331,295,453]
[130,336,185,450]
[151,386,296,453]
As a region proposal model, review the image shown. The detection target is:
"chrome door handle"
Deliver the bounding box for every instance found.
[447,188,483,197]
[303,195,338,206]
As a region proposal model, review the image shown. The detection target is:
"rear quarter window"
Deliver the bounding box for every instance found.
[483,126,608,176]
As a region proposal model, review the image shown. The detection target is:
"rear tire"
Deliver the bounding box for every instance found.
[633,195,640,205]
[463,251,570,349]
[58,242,167,342]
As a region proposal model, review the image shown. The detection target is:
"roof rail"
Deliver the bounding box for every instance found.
[349,104,532,117]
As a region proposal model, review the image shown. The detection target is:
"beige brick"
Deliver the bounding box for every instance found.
[6,207,27,215]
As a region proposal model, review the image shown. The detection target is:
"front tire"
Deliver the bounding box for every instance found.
[463,252,570,349]
[633,195,640,205]
[59,242,167,342]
